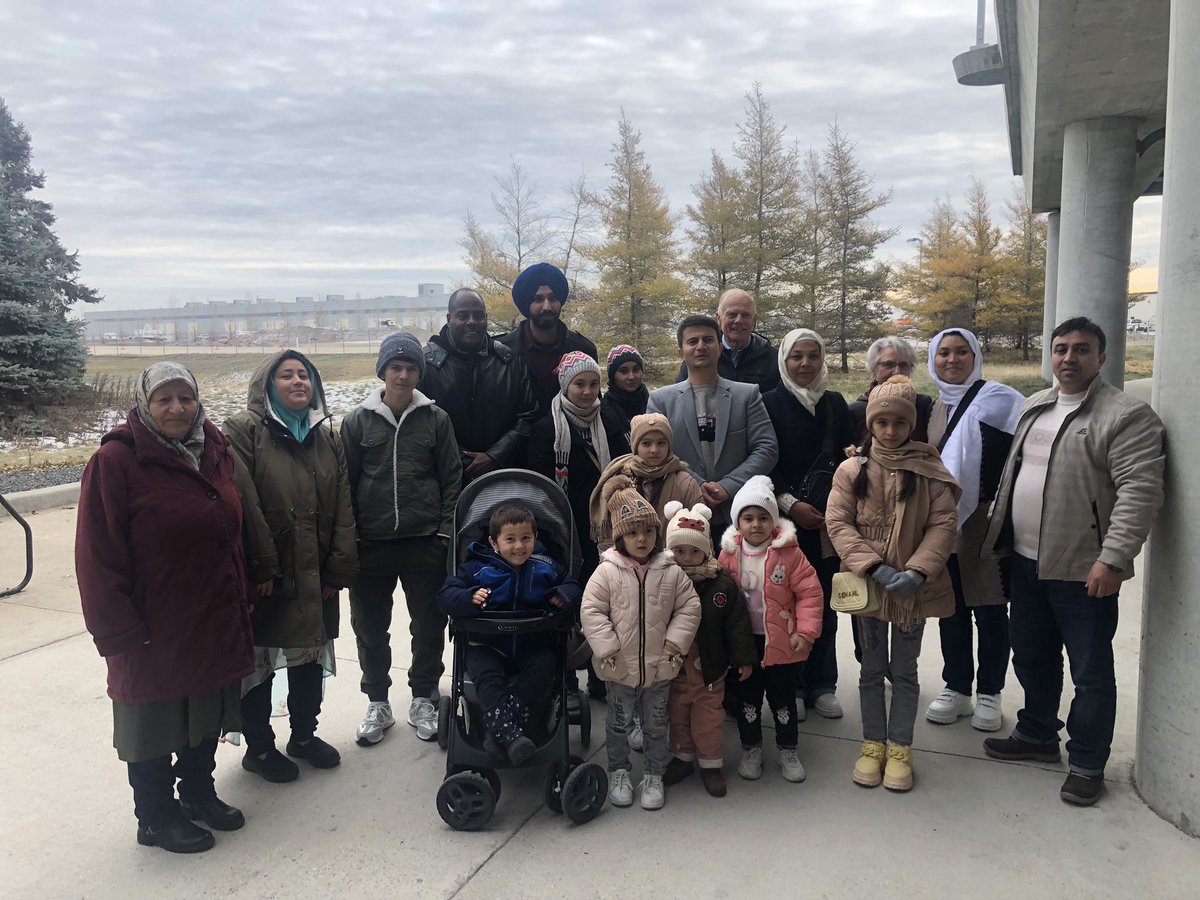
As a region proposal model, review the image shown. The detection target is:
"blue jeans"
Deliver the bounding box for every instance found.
[1009,555,1119,775]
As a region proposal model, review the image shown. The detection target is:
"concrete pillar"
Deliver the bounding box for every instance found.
[1138,0,1200,839]
[1055,117,1137,389]
[1040,210,1060,382]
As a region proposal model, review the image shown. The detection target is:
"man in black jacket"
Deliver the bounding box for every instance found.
[342,332,462,746]
[674,288,779,394]
[497,262,597,418]
[419,289,539,482]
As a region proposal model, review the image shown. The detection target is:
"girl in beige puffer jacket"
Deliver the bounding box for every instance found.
[582,481,700,812]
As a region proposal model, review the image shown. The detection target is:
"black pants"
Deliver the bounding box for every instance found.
[938,554,1011,696]
[467,644,555,713]
[126,737,217,827]
[796,554,840,700]
[240,662,323,755]
[351,536,448,702]
[736,636,800,748]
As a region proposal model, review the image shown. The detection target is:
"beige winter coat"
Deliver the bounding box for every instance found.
[825,457,959,621]
[581,548,701,688]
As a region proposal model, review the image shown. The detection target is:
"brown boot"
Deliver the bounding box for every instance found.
[700,768,727,797]
[663,756,696,785]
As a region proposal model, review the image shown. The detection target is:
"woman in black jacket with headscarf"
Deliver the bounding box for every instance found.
[598,344,648,457]
[761,328,854,720]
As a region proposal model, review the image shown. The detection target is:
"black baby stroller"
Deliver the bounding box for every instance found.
[434,468,607,831]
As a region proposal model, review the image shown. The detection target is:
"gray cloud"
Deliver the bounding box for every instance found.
[0,0,1161,309]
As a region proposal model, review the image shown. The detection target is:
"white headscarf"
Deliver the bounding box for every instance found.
[928,328,984,408]
[777,328,828,415]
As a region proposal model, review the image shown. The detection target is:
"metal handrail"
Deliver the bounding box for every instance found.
[0,491,33,597]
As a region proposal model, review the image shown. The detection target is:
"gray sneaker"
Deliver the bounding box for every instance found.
[407,697,438,742]
[356,701,395,746]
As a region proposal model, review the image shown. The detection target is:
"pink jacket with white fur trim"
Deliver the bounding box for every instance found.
[718,519,823,667]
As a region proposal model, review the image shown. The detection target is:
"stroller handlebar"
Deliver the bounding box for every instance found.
[449,606,573,635]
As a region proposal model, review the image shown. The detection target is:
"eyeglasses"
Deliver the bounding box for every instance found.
[877,360,913,372]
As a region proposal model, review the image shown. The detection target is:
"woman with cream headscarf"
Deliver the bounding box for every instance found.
[761,329,854,720]
[921,328,1024,734]
[76,362,255,853]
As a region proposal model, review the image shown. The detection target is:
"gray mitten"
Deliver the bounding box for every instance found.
[885,570,925,599]
[872,564,899,587]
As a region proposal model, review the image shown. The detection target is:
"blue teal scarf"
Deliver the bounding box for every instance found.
[267,374,315,443]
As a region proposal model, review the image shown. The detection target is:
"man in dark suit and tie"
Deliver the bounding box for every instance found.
[648,315,779,532]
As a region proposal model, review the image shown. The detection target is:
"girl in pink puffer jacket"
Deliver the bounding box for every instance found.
[718,475,823,785]
[582,481,700,812]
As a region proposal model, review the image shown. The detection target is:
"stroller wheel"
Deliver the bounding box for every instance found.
[452,765,502,803]
[542,755,584,814]
[436,772,496,831]
[562,763,608,825]
[436,696,452,751]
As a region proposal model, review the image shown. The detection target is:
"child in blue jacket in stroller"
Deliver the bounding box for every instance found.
[437,502,582,764]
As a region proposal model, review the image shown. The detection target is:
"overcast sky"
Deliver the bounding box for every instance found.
[0,0,1162,311]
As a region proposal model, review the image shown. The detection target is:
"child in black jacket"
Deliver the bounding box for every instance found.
[661,501,756,797]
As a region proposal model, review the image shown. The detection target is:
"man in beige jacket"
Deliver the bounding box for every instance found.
[981,317,1165,808]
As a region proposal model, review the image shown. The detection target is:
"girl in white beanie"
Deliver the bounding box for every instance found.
[718,475,824,784]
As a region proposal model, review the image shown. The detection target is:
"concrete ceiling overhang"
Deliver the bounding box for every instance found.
[989,0,1169,213]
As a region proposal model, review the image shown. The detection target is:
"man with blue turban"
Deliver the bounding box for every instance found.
[498,262,598,418]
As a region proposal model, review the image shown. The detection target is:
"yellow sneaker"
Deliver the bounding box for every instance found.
[883,742,914,792]
[852,740,885,787]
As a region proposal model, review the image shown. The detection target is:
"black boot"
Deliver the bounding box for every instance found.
[179,795,245,831]
[136,808,215,854]
[484,695,535,764]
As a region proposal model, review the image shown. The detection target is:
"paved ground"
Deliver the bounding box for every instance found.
[2,502,1197,899]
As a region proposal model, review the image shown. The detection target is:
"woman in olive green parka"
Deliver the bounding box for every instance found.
[223,349,358,782]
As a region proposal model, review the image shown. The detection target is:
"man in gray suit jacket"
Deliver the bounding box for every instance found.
[648,314,779,529]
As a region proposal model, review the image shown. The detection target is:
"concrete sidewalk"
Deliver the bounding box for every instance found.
[1,504,1196,899]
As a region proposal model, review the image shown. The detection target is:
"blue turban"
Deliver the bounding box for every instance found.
[511,262,569,317]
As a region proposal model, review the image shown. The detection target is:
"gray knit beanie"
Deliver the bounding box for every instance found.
[376,332,425,379]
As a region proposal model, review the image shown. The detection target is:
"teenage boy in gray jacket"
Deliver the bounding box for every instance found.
[341,332,462,745]
[982,317,1165,807]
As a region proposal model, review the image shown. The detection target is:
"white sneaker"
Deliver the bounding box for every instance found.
[639,774,665,810]
[608,769,634,807]
[925,688,973,725]
[738,746,763,780]
[778,748,807,783]
[813,694,843,719]
[407,697,438,742]
[356,701,395,745]
[628,720,644,752]
[971,693,1004,732]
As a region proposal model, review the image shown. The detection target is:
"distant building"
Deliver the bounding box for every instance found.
[80,285,450,341]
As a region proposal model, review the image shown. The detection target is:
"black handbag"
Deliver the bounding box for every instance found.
[796,406,839,512]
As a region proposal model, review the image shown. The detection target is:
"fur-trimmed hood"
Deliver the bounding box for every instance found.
[359,386,436,426]
[719,517,798,554]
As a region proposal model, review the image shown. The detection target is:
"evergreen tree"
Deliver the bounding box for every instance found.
[782,148,836,335]
[0,97,97,423]
[894,195,961,335]
[732,83,802,320]
[820,122,896,372]
[950,176,1006,349]
[585,110,685,371]
[994,187,1046,358]
[684,150,744,299]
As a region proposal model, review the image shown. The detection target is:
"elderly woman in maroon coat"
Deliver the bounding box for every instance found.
[76,362,255,855]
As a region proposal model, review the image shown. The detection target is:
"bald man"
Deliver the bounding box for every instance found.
[675,289,780,394]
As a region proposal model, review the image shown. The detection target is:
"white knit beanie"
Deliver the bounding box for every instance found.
[664,501,714,557]
[730,474,779,527]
